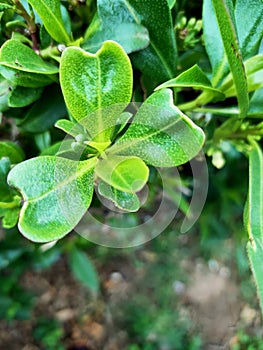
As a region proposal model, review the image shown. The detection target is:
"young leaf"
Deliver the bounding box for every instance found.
[69,247,99,293]
[60,41,132,141]
[0,141,25,163]
[95,155,149,193]
[110,89,205,167]
[245,140,263,313]
[7,156,97,242]
[55,119,88,138]
[156,64,225,103]
[28,0,71,45]
[98,180,140,212]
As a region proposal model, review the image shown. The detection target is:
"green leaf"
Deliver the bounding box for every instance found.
[8,86,43,108]
[0,73,10,112]
[95,155,149,193]
[7,156,97,242]
[245,140,263,313]
[55,119,88,138]
[18,85,67,133]
[110,89,205,167]
[28,0,71,44]
[97,0,177,88]
[69,247,99,293]
[220,55,263,97]
[156,64,225,103]
[83,22,149,54]
[0,141,25,163]
[235,0,263,60]
[167,0,176,9]
[0,40,59,74]
[210,0,248,119]
[98,180,140,212]
[60,41,132,141]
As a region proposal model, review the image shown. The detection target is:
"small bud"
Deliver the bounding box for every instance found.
[57,44,66,53]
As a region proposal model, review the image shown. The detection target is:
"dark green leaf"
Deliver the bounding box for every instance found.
[8,86,43,108]
[7,156,97,242]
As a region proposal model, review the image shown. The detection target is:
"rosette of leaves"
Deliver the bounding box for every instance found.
[7,40,204,243]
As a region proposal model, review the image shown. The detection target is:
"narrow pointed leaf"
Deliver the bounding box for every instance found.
[7,156,97,242]
[28,0,71,44]
[211,0,248,118]
[95,155,149,193]
[110,89,205,167]
[60,41,132,141]
[245,140,263,313]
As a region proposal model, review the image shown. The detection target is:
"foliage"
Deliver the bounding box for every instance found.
[0,0,263,337]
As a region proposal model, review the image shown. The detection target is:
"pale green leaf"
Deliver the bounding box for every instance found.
[95,155,149,193]
[55,119,88,138]
[110,89,205,167]
[7,156,97,242]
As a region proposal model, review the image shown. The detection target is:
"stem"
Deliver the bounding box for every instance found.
[13,0,39,53]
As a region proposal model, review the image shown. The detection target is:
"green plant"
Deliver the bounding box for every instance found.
[1,0,263,319]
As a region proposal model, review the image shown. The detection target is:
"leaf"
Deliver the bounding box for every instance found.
[0,141,25,163]
[18,85,67,133]
[83,22,149,54]
[0,73,10,112]
[156,64,225,103]
[60,41,132,141]
[0,40,59,74]
[97,0,177,88]
[55,119,88,138]
[8,86,43,108]
[220,55,263,97]
[69,247,99,293]
[28,0,71,44]
[98,180,140,212]
[235,0,263,60]
[110,89,205,167]
[95,155,149,193]
[7,156,97,242]
[245,140,263,313]
[210,0,248,119]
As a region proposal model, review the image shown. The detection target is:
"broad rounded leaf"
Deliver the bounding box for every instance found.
[7,156,97,242]
[8,86,44,108]
[60,41,133,141]
[95,155,149,193]
[110,89,205,167]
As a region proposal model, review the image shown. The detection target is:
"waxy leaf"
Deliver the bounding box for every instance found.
[8,156,97,242]
[8,86,43,108]
[245,140,263,313]
[210,0,248,119]
[60,41,132,141]
[98,180,140,212]
[28,0,71,44]
[95,155,149,193]
[110,89,205,167]
[83,22,149,54]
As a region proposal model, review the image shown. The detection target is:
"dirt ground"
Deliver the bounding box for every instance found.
[0,233,261,350]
